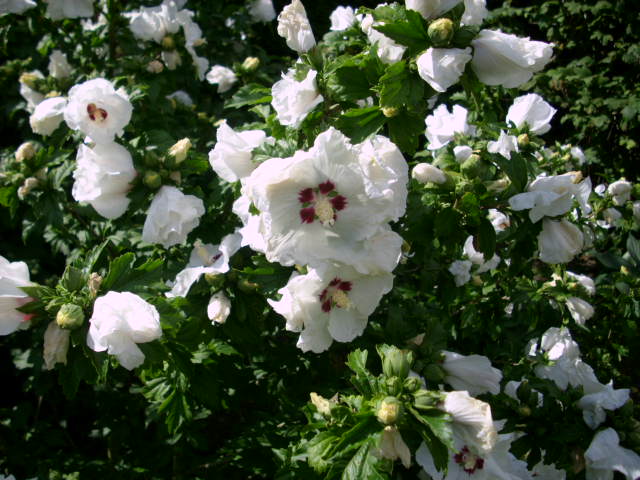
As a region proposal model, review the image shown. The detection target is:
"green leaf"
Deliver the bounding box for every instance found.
[326,65,372,101]
[476,216,497,261]
[434,208,463,242]
[60,265,86,292]
[410,407,452,472]
[342,440,386,480]
[491,151,528,192]
[346,349,378,396]
[336,107,386,143]
[102,254,164,293]
[307,432,339,473]
[225,83,272,109]
[627,234,640,264]
[102,253,136,291]
[387,110,423,154]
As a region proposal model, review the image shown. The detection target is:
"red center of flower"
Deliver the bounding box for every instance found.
[87,103,108,122]
[319,277,353,312]
[298,180,347,226]
[453,446,484,474]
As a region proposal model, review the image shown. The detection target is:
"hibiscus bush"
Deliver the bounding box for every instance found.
[0,0,639,479]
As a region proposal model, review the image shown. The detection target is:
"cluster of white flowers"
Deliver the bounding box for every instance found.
[124,0,209,79]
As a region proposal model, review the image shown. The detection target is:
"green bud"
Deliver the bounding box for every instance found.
[19,72,40,89]
[144,151,160,167]
[204,272,225,289]
[381,346,413,380]
[237,278,259,293]
[422,363,445,383]
[161,35,176,50]
[460,154,485,179]
[517,405,532,417]
[517,133,530,148]
[384,376,403,396]
[413,389,440,410]
[403,376,422,393]
[56,304,85,330]
[376,396,402,425]
[143,170,162,189]
[382,106,399,118]
[428,18,454,47]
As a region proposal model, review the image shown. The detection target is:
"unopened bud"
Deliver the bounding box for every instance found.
[428,18,454,46]
[143,171,162,189]
[17,177,39,199]
[45,90,61,98]
[377,396,402,425]
[385,376,403,396]
[242,56,260,72]
[56,303,85,330]
[460,154,484,178]
[161,35,176,50]
[310,392,332,416]
[147,60,164,74]
[414,389,440,410]
[486,177,510,192]
[620,266,630,276]
[237,278,259,293]
[517,405,532,417]
[19,72,39,89]
[204,272,225,289]
[382,106,399,118]
[412,162,447,185]
[381,346,413,380]
[88,272,102,298]
[403,376,422,393]
[471,275,482,286]
[34,168,47,181]
[517,133,530,148]
[169,171,182,184]
[168,138,191,164]
[15,142,36,162]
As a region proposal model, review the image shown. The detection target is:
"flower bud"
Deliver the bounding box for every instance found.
[242,56,260,72]
[147,60,164,74]
[310,392,333,416]
[385,376,403,396]
[17,177,39,199]
[207,291,231,324]
[88,272,102,298]
[428,18,454,47]
[168,138,191,164]
[56,303,85,330]
[460,154,485,178]
[381,346,413,380]
[143,170,162,189]
[422,363,445,383]
[204,273,225,289]
[413,389,441,410]
[237,278,259,293]
[517,405,532,417]
[377,396,402,425]
[517,133,530,148]
[161,35,176,50]
[486,177,510,192]
[169,171,182,184]
[382,106,400,118]
[15,142,36,162]
[19,72,40,89]
[403,376,422,393]
[471,275,482,286]
[412,162,447,185]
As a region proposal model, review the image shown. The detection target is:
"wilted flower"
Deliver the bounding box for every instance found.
[64,78,132,144]
[205,65,237,93]
[248,0,276,22]
[43,321,70,370]
[461,0,488,26]
[425,104,475,150]
[166,90,193,107]
[0,255,33,335]
[567,271,595,296]
[487,130,519,159]
[416,47,472,93]
[449,260,472,286]
[378,426,411,468]
[166,233,242,298]
[506,93,556,135]
[208,121,270,183]
[207,291,231,324]
[147,60,164,73]
[142,186,205,248]
[48,50,72,79]
[598,207,622,229]
[19,70,45,112]
[441,350,503,395]
[585,428,640,479]
[17,177,39,200]
[471,29,553,88]
[29,96,67,136]
[271,68,323,128]
[277,0,315,53]
[72,142,136,219]
[268,265,394,353]
[488,209,510,232]
[45,0,93,20]
[538,218,584,264]
[87,291,162,370]
[329,6,356,31]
